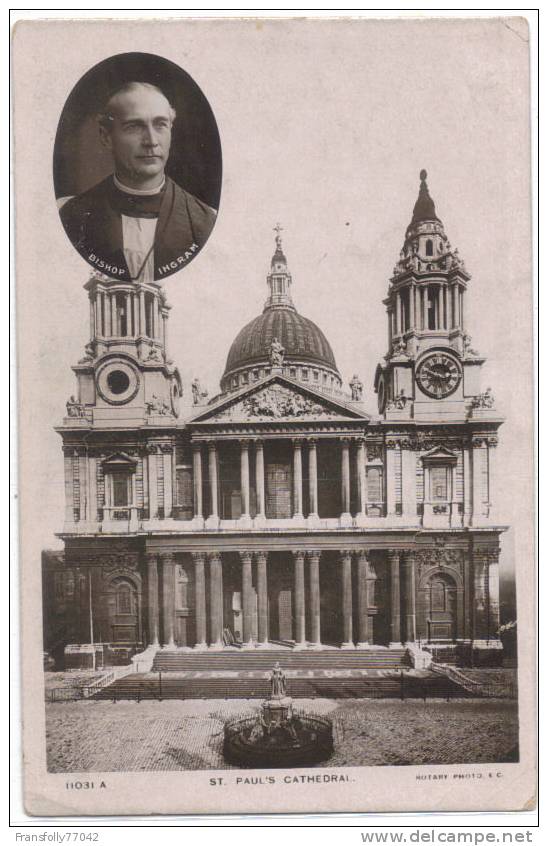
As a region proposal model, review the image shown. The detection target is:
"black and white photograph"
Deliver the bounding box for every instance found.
[13,15,535,819]
[54,52,221,282]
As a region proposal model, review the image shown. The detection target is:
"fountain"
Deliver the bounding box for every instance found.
[223,662,334,768]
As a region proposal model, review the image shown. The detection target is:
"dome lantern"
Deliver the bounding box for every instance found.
[220,227,342,394]
[265,223,294,310]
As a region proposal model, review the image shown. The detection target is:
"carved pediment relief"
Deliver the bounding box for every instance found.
[195,381,359,423]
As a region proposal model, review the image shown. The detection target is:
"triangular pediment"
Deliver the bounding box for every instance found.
[188,375,369,424]
[421,446,458,464]
[102,451,138,471]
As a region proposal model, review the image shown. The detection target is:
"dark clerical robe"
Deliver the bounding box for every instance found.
[59,175,217,281]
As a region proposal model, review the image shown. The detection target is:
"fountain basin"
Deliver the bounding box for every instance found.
[223,706,334,768]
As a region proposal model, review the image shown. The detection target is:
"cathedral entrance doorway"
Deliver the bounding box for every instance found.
[420,572,457,642]
[106,576,140,644]
[267,552,294,642]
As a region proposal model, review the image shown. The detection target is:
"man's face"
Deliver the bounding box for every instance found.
[100,86,173,188]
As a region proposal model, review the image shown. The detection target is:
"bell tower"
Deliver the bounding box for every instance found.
[65,275,182,427]
[374,170,488,421]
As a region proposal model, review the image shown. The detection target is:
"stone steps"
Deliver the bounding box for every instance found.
[151,648,408,673]
[92,671,469,701]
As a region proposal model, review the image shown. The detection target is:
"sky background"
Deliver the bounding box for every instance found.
[15,18,533,589]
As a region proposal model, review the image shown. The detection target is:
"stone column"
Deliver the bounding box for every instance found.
[340,439,351,522]
[162,311,168,360]
[307,551,321,646]
[89,296,95,342]
[161,552,176,647]
[192,552,207,649]
[472,547,489,642]
[124,292,131,336]
[487,548,501,639]
[192,442,203,521]
[88,455,97,523]
[395,291,401,334]
[385,443,397,516]
[422,286,428,329]
[293,551,306,647]
[256,552,268,645]
[63,449,74,524]
[292,439,303,517]
[388,550,402,645]
[411,284,416,329]
[402,551,416,643]
[209,552,223,648]
[162,446,173,518]
[308,439,319,519]
[139,289,146,336]
[471,437,485,523]
[356,551,369,646]
[356,438,366,517]
[155,296,161,340]
[207,442,219,526]
[463,443,473,525]
[95,293,103,337]
[78,452,88,522]
[340,550,354,648]
[147,446,158,519]
[487,438,498,522]
[146,553,160,646]
[105,293,112,337]
[240,440,251,519]
[132,292,138,337]
[241,552,254,647]
[254,440,265,520]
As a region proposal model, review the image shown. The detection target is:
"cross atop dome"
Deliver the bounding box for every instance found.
[273,222,284,249]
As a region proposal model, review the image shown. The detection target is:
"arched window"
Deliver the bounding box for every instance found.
[115,580,135,615]
[426,239,433,256]
[430,578,448,611]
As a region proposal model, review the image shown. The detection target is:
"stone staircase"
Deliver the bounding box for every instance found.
[91,670,469,701]
[86,648,474,701]
[151,647,409,673]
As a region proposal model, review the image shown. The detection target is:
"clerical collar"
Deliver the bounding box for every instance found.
[110,175,167,218]
[113,174,166,196]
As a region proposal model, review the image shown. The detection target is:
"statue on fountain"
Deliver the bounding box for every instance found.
[270,662,287,699]
[223,659,334,766]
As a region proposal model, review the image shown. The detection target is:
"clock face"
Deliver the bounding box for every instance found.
[416,352,461,399]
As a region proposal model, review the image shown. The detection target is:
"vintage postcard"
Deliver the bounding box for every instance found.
[14,16,535,816]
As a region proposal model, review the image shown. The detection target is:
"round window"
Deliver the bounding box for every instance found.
[107,370,131,395]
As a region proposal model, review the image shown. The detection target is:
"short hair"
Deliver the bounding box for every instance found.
[98,81,176,130]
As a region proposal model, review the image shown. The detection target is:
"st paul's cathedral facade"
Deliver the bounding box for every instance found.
[43,171,506,669]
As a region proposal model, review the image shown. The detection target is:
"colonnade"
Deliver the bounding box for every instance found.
[390,281,465,338]
[191,436,369,523]
[145,549,418,649]
[89,285,168,349]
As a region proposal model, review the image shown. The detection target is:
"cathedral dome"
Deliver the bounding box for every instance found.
[221,229,341,393]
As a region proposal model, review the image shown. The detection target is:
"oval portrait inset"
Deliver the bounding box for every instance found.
[54,52,221,283]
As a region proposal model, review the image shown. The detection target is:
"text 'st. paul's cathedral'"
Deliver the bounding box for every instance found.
[44,172,506,670]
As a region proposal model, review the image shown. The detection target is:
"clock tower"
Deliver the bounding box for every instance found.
[375,170,486,421]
